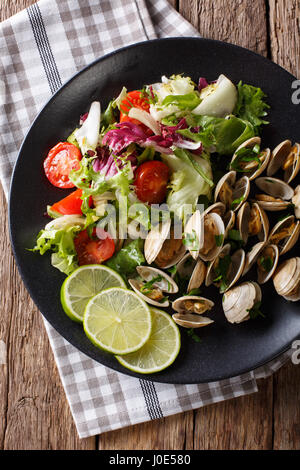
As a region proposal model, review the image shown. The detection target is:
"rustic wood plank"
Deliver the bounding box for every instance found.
[273,362,300,450]
[179,0,268,56]
[99,412,194,450]
[193,379,273,449]
[269,0,300,77]
[0,1,96,450]
[269,0,300,450]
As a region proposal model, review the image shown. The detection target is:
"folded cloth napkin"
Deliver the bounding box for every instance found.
[0,0,294,438]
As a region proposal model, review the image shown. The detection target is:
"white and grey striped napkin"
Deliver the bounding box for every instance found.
[0,0,293,438]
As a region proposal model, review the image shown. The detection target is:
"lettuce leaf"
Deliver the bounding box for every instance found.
[162,150,213,220]
[178,115,256,155]
[31,225,81,275]
[234,81,269,132]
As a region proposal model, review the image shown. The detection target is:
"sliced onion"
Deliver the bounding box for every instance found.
[74,101,101,153]
[128,107,161,135]
[140,141,173,155]
[176,139,202,150]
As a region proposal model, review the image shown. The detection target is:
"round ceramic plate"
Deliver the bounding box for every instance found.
[9,38,300,383]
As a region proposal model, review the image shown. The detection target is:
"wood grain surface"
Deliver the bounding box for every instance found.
[0,0,299,450]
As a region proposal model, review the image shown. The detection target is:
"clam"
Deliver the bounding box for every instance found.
[292,185,300,219]
[184,210,203,259]
[273,257,300,301]
[231,137,271,180]
[205,243,245,293]
[223,210,236,239]
[256,244,279,284]
[242,241,266,276]
[129,266,178,308]
[172,296,214,328]
[144,219,186,268]
[214,171,250,212]
[202,202,226,217]
[267,140,300,183]
[267,140,292,176]
[268,215,300,255]
[198,212,225,262]
[173,254,207,293]
[254,176,294,211]
[237,202,269,244]
[222,281,262,324]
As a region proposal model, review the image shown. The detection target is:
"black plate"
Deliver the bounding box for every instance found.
[9,38,300,384]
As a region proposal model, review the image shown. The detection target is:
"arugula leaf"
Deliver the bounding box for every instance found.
[106,239,145,278]
[101,100,118,128]
[173,147,214,187]
[213,254,231,293]
[234,81,270,132]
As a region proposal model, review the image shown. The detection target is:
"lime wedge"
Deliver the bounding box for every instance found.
[61,265,126,323]
[83,287,152,355]
[116,308,181,374]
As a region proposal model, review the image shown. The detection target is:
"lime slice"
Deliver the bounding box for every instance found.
[83,287,152,355]
[61,265,126,322]
[116,308,181,374]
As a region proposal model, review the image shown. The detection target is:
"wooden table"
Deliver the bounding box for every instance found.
[1,0,300,450]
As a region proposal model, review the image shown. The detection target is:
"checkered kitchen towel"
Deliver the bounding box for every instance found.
[0,0,294,438]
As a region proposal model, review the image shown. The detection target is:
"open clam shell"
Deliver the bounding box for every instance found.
[238,202,269,243]
[256,244,279,284]
[136,266,178,294]
[267,140,292,176]
[144,219,186,268]
[292,185,300,219]
[214,171,250,212]
[273,257,300,301]
[255,177,294,200]
[223,210,235,239]
[283,143,300,183]
[202,202,226,217]
[129,266,178,308]
[184,210,203,260]
[222,281,261,324]
[268,215,300,255]
[172,313,214,329]
[129,278,169,308]
[242,241,266,276]
[198,212,225,262]
[231,137,271,180]
[173,295,214,315]
[188,259,207,292]
[205,243,245,293]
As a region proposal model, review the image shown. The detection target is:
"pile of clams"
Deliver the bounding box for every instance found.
[129,137,300,330]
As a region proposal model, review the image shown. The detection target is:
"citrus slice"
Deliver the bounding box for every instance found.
[83,287,152,355]
[61,265,126,322]
[116,308,181,374]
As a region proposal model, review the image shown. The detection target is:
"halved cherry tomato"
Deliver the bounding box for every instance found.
[134,161,170,204]
[74,228,115,266]
[44,142,82,188]
[120,90,151,132]
[50,189,92,215]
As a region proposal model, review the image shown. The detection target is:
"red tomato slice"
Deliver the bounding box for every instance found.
[50,189,92,215]
[74,228,115,266]
[44,142,82,188]
[134,161,170,205]
[120,90,151,132]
